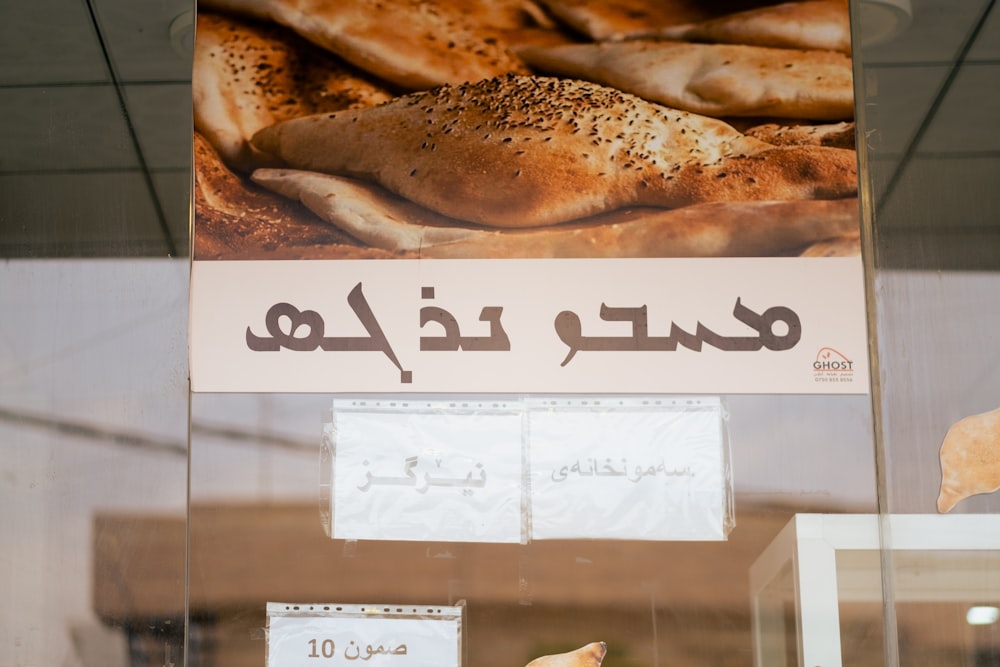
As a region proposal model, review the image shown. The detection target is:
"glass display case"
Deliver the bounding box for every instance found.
[751,514,1000,667]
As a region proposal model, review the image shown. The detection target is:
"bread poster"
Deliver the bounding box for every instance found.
[188,0,870,394]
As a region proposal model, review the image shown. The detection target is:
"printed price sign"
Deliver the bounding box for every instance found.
[267,603,463,667]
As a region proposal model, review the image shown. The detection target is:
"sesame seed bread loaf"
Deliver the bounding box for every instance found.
[251,75,857,229]
[193,11,392,171]
[197,0,538,90]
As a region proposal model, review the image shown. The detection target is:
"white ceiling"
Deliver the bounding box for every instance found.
[0,0,997,266]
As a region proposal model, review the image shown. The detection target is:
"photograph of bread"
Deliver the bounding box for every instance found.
[192,0,861,260]
[937,406,1000,512]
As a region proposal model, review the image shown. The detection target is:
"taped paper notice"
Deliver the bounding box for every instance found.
[528,397,729,540]
[267,603,463,667]
[328,398,524,543]
[323,396,732,543]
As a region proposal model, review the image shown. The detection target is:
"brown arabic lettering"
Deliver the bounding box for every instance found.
[245,282,412,383]
[554,298,801,366]
[419,286,510,351]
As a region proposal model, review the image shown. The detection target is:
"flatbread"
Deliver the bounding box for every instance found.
[533,0,775,41]
[937,406,1000,512]
[197,0,539,89]
[526,643,607,667]
[744,121,855,148]
[193,12,392,171]
[251,75,858,229]
[251,168,860,258]
[798,230,860,256]
[643,0,853,54]
[193,133,394,260]
[517,41,854,120]
[533,0,714,40]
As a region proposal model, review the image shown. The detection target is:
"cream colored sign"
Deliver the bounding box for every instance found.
[190,258,869,394]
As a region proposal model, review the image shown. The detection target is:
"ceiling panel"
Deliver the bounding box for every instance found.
[918,63,1000,154]
[859,64,951,157]
[968,0,1000,59]
[0,85,138,172]
[0,172,173,257]
[871,154,1000,231]
[150,169,192,257]
[860,0,993,64]
[0,0,109,85]
[123,83,192,169]
[874,224,1000,270]
[90,0,193,82]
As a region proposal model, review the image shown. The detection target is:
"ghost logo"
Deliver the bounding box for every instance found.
[813,347,854,383]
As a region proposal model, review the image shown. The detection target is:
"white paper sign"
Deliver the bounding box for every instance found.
[326,396,731,543]
[267,603,462,667]
[330,399,524,543]
[528,397,728,540]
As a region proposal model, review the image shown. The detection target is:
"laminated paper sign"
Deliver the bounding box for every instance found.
[528,397,728,540]
[266,603,463,667]
[189,1,869,395]
[326,399,524,543]
[324,397,730,542]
